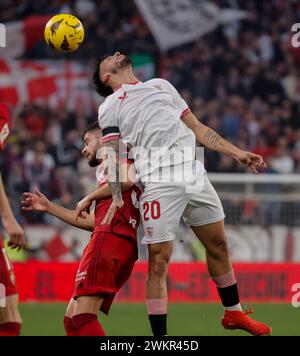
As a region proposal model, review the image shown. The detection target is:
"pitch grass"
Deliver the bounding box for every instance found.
[19,302,299,336]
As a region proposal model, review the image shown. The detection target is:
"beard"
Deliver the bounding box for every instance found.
[119,55,132,68]
[112,55,132,73]
[88,154,100,167]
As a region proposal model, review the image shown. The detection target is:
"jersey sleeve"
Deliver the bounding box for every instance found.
[161,79,191,118]
[98,103,120,143]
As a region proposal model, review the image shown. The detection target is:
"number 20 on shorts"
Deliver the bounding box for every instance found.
[143,201,161,221]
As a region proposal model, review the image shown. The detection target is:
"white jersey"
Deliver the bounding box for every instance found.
[98,78,197,182]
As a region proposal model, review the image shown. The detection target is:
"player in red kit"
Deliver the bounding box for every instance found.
[0,103,26,336]
[22,122,140,336]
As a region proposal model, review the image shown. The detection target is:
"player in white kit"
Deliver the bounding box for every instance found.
[77,52,272,336]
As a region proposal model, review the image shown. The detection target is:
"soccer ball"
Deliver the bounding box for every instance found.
[44,14,84,52]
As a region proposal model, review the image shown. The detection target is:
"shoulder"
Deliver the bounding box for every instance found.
[146,78,177,93]
[146,78,171,87]
[98,91,120,117]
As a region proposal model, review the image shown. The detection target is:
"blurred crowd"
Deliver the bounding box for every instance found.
[0,103,98,224]
[1,0,300,225]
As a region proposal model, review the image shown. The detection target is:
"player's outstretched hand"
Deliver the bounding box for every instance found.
[22,187,49,212]
[75,196,93,221]
[4,219,26,251]
[235,151,267,174]
[101,198,124,225]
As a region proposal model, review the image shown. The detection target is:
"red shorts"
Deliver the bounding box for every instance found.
[72,231,138,314]
[0,238,18,297]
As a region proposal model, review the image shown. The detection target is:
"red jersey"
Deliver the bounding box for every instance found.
[93,161,141,243]
[0,103,12,151]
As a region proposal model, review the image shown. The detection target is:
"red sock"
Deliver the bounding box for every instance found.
[72,313,106,336]
[0,322,21,336]
[63,316,79,336]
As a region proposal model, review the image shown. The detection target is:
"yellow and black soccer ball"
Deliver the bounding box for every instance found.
[44,14,84,52]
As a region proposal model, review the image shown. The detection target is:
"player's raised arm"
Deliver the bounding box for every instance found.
[22,187,95,232]
[0,174,25,250]
[162,79,266,174]
[181,111,267,174]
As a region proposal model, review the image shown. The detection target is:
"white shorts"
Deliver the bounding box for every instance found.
[141,164,225,244]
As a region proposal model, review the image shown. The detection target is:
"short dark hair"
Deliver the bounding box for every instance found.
[93,56,114,98]
[82,121,101,140]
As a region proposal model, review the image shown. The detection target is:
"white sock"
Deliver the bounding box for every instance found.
[225,303,242,311]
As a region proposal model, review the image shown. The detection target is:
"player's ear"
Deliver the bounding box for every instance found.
[102,72,110,83]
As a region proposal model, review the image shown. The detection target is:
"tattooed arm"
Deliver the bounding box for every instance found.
[100,138,124,224]
[74,161,135,221]
[182,111,267,173]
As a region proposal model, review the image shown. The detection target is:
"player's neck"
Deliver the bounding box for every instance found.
[111,70,139,92]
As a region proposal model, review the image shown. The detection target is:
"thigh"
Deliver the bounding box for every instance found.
[140,184,187,245]
[65,298,77,318]
[0,293,21,324]
[184,174,225,227]
[73,296,104,316]
[191,220,227,249]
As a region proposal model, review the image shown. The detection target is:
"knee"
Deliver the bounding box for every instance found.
[206,236,230,257]
[149,252,171,280]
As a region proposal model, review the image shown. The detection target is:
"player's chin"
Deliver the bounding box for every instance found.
[120,55,132,67]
